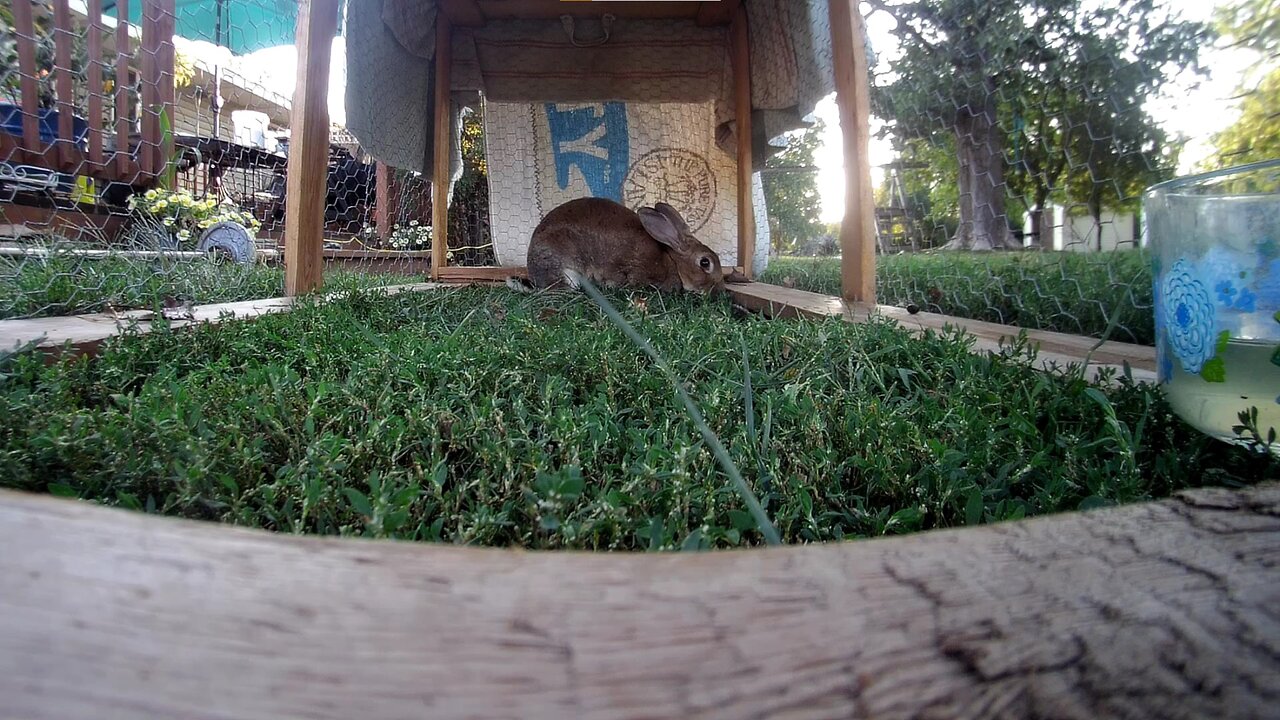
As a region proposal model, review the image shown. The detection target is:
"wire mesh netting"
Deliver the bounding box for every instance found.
[756,0,1276,347]
[2,0,1273,346]
[0,0,464,322]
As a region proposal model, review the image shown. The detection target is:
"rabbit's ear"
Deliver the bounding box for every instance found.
[654,202,691,233]
[638,207,683,249]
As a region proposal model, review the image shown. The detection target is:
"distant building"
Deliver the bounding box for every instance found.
[1026,205,1142,252]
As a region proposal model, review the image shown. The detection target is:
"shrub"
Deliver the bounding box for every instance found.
[127,189,261,250]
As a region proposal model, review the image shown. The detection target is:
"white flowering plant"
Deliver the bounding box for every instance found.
[387,220,432,250]
[127,189,261,250]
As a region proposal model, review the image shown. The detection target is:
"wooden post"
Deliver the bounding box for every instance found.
[431,18,453,279]
[13,0,41,155]
[375,161,395,243]
[53,0,75,168]
[87,0,105,168]
[157,0,176,182]
[139,1,158,175]
[114,0,131,177]
[283,0,340,296]
[828,0,877,304]
[731,6,755,279]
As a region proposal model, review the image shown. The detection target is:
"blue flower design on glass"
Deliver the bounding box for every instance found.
[1215,279,1236,304]
[1161,259,1217,373]
[1234,287,1257,313]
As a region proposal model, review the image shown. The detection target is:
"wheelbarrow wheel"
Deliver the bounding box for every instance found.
[197,221,256,265]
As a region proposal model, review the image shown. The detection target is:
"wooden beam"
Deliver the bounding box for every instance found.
[726,282,1157,383]
[2,482,1277,718]
[157,0,176,183]
[12,0,42,154]
[828,0,877,303]
[114,0,131,177]
[436,266,527,283]
[0,282,442,360]
[283,0,341,296]
[696,0,741,26]
[86,0,105,168]
[476,0,700,21]
[437,0,486,28]
[52,0,75,167]
[374,161,395,242]
[139,0,158,175]
[0,203,124,242]
[431,17,452,279]
[731,6,755,279]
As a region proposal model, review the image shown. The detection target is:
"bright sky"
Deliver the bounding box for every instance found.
[183,0,1263,224]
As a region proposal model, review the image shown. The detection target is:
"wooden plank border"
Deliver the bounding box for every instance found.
[0,283,443,360]
[727,282,1157,383]
[1,481,1276,719]
[2,276,1155,383]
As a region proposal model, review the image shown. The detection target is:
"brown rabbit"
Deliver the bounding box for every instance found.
[520,197,728,293]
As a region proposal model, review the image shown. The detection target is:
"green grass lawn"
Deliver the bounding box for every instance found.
[0,253,424,320]
[759,252,1155,345]
[1,286,1271,550]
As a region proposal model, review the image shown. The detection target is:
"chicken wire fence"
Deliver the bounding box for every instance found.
[0,0,457,323]
[2,0,1271,349]
[837,0,1268,347]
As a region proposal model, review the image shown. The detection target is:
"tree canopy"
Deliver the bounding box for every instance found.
[869,0,1206,249]
[1206,0,1280,169]
[762,119,825,255]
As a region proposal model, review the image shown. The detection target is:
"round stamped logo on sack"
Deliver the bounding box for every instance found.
[622,149,717,232]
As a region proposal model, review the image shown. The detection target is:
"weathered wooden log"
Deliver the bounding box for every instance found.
[1,484,1277,719]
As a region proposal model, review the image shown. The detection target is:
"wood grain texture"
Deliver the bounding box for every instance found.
[13,0,41,153]
[139,0,158,175]
[1,483,1277,719]
[283,0,341,296]
[732,5,756,280]
[437,265,528,282]
[86,0,105,167]
[828,0,877,303]
[432,17,453,279]
[374,161,394,240]
[53,0,75,167]
[728,282,1157,383]
[114,0,131,176]
[156,0,175,179]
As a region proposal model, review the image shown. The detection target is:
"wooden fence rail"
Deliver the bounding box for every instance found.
[0,0,174,186]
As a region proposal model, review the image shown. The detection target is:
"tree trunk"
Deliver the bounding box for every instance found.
[2,484,1279,720]
[1091,193,1104,251]
[1028,186,1051,249]
[945,93,1019,251]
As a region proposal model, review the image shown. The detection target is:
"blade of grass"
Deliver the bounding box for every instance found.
[574,273,781,546]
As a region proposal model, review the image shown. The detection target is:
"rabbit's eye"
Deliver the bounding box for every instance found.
[699,256,713,272]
